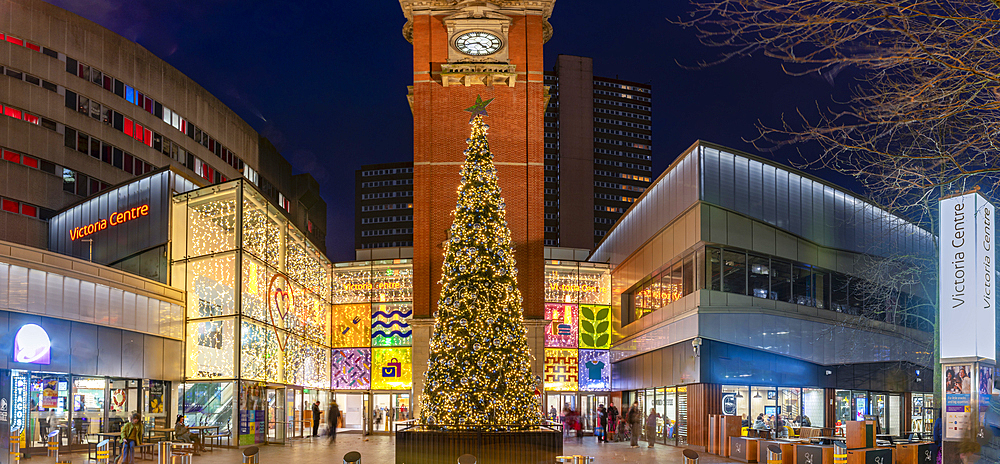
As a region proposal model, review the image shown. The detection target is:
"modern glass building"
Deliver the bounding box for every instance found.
[589,140,936,447]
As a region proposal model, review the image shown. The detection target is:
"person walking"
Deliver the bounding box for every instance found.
[311,400,321,437]
[608,402,619,436]
[116,412,143,464]
[627,402,641,448]
[596,404,609,443]
[646,407,661,448]
[328,400,341,443]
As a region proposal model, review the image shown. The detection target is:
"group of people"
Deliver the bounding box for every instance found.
[745,413,811,437]
[111,413,206,464]
[551,401,668,449]
[309,400,343,443]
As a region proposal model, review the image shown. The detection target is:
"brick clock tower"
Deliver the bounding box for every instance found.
[399,0,556,412]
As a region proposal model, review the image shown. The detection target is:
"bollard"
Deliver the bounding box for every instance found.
[573,456,594,464]
[343,450,362,464]
[158,441,173,464]
[683,449,700,464]
[9,435,20,463]
[96,439,111,464]
[243,445,260,464]
[555,457,574,464]
[457,454,476,464]
[47,430,60,461]
[767,444,782,464]
[833,441,848,464]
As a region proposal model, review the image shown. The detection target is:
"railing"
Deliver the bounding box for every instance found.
[395,421,563,464]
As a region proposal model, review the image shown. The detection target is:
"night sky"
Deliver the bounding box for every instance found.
[42,0,854,261]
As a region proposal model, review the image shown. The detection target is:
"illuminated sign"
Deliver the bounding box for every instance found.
[70,204,150,240]
[10,370,28,433]
[268,273,293,351]
[939,193,995,360]
[13,324,51,364]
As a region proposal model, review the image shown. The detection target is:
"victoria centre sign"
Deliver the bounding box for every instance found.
[940,192,995,360]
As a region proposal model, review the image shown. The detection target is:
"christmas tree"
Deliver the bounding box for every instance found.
[418,96,542,430]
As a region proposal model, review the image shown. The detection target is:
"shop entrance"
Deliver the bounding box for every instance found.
[545,393,578,420]
[579,394,608,432]
[266,387,286,444]
[372,393,410,433]
[334,393,366,431]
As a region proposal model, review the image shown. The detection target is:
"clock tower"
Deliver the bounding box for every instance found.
[400,0,555,409]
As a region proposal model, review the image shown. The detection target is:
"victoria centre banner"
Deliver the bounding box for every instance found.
[940,192,995,360]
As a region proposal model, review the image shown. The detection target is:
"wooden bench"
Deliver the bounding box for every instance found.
[204,433,230,450]
[135,443,156,461]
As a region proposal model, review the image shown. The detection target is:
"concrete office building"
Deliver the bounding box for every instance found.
[590,140,935,447]
[0,0,327,258]
[544,55,652,249]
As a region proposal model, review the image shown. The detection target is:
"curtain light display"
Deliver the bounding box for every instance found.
[372,302,413,347]
[187,319,235,379]
[373,347,412,390]
[544,303,579,348]
[543,348,579,392]
[331,348,372,389]
[332,304,372,347]
[418,103,542,430]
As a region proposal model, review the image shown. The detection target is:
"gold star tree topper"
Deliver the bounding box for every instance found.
[464,95,495,121]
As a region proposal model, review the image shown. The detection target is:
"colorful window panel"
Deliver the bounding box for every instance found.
[578,349,610,391]
[331,304,370,347]
[543,348,578,392]
[372,302,412,347]
[579,305,611,349]
[544,303,579,348]
[331,348,371,390]
[372,348,412,390]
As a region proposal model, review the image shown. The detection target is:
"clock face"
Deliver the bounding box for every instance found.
[454,31,503,56]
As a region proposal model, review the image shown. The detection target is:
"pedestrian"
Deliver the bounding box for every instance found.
[596,404,608,443]
[627,402,641,448]
[311,400,321,437]
[549,405,557,420]
[173,414,204,455]
[116,412,143,464]
[646,407,661,448]
[328,400,341,443]
[608,401,619,435]
[933,412,942,464]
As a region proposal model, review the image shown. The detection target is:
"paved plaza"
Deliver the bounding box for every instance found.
[58,433,739,464]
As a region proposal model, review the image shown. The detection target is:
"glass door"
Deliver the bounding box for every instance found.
[72,377,106,439]
[888,394,901,436]
[373,393,391,433]
[663,387,677,445]
[266,387,285,444]
[363,394,371,435]
[677,386,688,446]
[28,374,71,449]
[292,389,303,439]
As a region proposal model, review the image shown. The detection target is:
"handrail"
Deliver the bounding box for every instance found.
[395,421,564,433]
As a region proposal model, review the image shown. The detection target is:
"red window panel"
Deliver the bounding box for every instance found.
[208,138,215,153]
[6,36,23,46]
[4,106,21,119]
[20,203,36,217]
[180,119,186,133]
[144,97,153,113]
[135,160,145,175]
[123,153,133,174]
[136,92,143,105]
[3,150,19,163]
[134,123,143,141]
[23,113,39,125]
[26,43,39,52]
[1,199,18,213]
[0,34,5,41]
[21,155,38,169]
[144,129,152,146]
[103,76,112,91]
[124,118,133,137]
[78,64,86,78]
[89,178,100,196]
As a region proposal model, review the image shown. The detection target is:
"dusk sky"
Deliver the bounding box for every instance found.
[42,0,850,261]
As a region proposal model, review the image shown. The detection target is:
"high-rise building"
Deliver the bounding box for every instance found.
[355,162,414,250]
[544,55,652,249]
[0,0,327,255]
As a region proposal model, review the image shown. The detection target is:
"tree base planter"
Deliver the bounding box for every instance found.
[395,424,563,464]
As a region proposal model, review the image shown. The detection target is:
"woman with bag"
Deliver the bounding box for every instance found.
[596,404,608,443]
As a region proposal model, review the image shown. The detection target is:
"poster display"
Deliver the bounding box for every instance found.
[980,365,992,424]
[544,304,579,348]
[149,380,164,413]
[41,379,58,408]
[945,364,973,440]
[372,348,412,390]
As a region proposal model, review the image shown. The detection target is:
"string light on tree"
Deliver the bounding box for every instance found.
[418,96,542,430]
